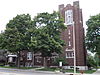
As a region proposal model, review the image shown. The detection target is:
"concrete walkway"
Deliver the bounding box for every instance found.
[92,69,100,75]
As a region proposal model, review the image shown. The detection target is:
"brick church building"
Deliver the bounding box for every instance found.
[59,1,87,70]
[7,1,87,70]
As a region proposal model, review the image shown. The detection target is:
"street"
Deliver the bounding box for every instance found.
[0,72,65,75]
[0,68,65,75]
[0,68,100,75]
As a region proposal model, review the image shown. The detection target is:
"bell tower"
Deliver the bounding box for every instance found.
[59,1,87,70]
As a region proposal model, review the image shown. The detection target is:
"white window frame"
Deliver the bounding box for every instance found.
[69,36,71,39]
[68,41,71,46]
[27,52,32,60]
[68,29,71,35]
[65,48,73,51]
[66,52,74,58]
[35,57,41,63]
[65,10,73,25]
[8,57,13,62]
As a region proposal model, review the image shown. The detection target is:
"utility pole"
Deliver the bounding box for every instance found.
[73,22,76,75]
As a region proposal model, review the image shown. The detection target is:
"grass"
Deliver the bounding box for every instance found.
[98,66,100,68]
[0,66,36,69]
[84,70,96,74]
[0,66,16,68]
[65,69,96,74]
[37,67,58,71]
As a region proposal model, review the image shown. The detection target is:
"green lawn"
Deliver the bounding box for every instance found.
[0,66,16,68]
[37,67,58,71]
[65,69,96,74]
[37,67,96,74]
[84,70,96,74]
[0,66,36,69]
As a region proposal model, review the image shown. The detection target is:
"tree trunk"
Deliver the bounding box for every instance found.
[32,51,34,67]
[43,57,47,68]
[17,51,20,68]
[23,56,26,67]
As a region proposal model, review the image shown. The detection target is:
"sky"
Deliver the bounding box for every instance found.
[0,0,100,33]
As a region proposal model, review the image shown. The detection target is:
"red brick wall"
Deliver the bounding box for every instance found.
[59,1,87,66]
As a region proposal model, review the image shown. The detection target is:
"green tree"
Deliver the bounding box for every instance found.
[94,53,99,68]
[34,12,66,67]
[86,14,100,65]
[1,14,35,67]
[53,57,67,66]
[0,33,4,49]
[87,53,97,69]
[0,12,66,68]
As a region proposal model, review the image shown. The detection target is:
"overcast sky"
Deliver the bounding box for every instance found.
[0,0,100,33]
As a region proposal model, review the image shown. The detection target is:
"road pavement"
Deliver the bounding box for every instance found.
[0,68,65,75]
[0,72,65,75]
[0,67,100,75]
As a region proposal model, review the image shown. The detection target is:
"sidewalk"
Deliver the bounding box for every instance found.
[92,69,100,75]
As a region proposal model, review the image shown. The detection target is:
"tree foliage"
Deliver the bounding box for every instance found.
[0,33,5,49]
[53,57,67,66]
[87,53,97,69]
[0,14,36,67]
[33,12,66,67]
[0,12,66,67]
[86,14,100,55]
[34,12,66,57]
[94,53,100,67]
[1,14,35,52]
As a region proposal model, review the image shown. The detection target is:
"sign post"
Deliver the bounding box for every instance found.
[59,61,62,67]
